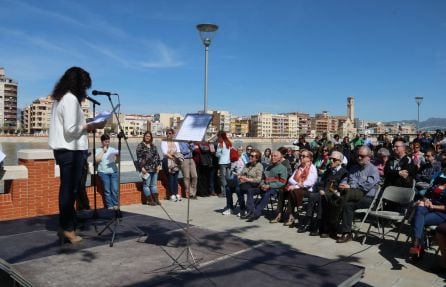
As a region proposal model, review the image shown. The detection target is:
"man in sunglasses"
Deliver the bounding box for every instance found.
[332,146,380,243]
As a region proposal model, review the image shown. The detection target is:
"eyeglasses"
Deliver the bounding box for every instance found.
[358,154,369,158]
[300,154,310,158]
[323,149,329,152]
[330,158,340,162]
[393,145,404,148]
[246,148,252,151]
[249,154,256,158]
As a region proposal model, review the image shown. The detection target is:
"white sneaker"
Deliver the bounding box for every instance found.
[170,195,178,202]
[222,208,232,215]
[177,195,182,201]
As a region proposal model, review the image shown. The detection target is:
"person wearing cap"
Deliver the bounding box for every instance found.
[299,151,348,237]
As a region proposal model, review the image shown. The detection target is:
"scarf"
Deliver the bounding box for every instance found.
[294,162,311,184]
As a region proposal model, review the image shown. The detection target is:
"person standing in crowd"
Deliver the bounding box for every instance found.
[96,134,119,210]
[193,142,214,197]
[261,148,272,168]
[161,129,182,202]
[49,67,105,244]
[180,141,198,199]
[215,131,232,198]
[136,131,161,205]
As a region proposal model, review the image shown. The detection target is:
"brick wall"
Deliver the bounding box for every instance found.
[0,155,184,221]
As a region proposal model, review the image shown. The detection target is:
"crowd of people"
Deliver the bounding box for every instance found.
[135,130,446,271]
[47,66,446,278]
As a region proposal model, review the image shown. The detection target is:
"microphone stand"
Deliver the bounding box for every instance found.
[90,97,100,219]
[96,94,145,247]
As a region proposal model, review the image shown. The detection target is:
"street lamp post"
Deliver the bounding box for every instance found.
[196,23,218,114]
[415,96,423,132]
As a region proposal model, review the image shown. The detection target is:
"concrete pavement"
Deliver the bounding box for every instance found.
[121,196,446,287]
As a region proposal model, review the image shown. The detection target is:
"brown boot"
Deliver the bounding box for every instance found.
[58,229,82,245]
[153,193,161,205]
[147,195,156,206]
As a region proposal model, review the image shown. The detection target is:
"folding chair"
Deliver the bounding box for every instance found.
[352,185,382,241]
[361,181,416,245]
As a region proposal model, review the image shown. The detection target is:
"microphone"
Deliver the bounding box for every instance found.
[86,96,101,106]
[92,90,118,96]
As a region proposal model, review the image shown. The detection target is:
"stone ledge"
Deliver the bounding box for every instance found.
[18,149,54,160]
[1,165,28,180]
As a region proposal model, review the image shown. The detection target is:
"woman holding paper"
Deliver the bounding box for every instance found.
[49,66,105,244]
[96,134,119,210]
[136,131,161,205]
[161,129,182,202]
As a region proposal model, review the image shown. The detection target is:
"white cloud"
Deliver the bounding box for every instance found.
[139,41,184,68]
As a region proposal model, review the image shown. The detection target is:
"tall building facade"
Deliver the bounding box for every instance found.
[0,68,18,132]
[250,113,298,138]
[212,110,231,132]
[22,96,90,134]
[230,116,250,137]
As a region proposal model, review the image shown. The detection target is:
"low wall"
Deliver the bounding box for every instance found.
[0,149,181,221]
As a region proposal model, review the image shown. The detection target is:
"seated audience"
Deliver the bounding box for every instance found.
[331,146,380,243]
[412,142,425,169]
[374,147,391,181]
[243,151,288,222]
[415,148,441,184]
[270,149,317,227]
[236,149,264,217]
[384,139,417,188]
[222,147,245,215]
[410,160,446,259]
[314,145,331,177]
[315,151,349,237]
[435,222,446,271]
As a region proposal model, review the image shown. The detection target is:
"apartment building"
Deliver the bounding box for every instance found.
[212,110,231,132]
[22,96,90,134]
[230,116,250,137]
[250,113,298,138]
[0,68,18,132]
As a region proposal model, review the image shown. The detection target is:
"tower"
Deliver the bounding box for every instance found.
[347,97,354,122]
[0,67,18,132]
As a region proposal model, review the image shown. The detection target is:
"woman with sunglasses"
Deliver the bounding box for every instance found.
[314,145,332,177]
[236,149,264,217]
[272,150,317,227]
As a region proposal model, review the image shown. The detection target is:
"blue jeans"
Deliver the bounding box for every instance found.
[219,164,231,195]
[53,149,84,231]
[142,172,158,197]
[98,172,119,208]
[162,158,179,197]
[225,177,242,210]
[411,205,446,241]
[246,187,278,216]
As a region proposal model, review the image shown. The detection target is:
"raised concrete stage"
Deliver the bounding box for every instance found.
[0,211,363,287]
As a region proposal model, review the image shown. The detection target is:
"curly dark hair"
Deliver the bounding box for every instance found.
[51,67,91,103]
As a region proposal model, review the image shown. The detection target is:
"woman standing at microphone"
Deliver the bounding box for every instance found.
[49,67,105,244]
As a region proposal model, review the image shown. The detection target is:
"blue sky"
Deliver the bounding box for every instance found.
[1,0,445,122]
